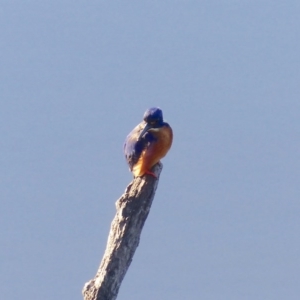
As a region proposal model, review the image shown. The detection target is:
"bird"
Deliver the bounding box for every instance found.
[124,107,173,177]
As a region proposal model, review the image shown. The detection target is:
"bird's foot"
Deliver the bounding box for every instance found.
[144,170,157,178]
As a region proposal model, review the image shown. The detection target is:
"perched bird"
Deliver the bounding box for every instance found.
[124,107,173,177]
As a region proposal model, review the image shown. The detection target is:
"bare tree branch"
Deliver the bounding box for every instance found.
[82,163,163,300]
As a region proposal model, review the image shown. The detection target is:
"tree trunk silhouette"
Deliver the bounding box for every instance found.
[82,163,163,300]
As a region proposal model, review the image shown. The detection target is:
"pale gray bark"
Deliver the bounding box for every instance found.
[82,163,163,300]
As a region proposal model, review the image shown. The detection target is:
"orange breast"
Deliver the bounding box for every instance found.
[132,125,173,177]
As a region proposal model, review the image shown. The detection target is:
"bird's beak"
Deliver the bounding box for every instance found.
[138,123,153,140]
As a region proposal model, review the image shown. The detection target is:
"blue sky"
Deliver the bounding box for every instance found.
[1,1,300,299]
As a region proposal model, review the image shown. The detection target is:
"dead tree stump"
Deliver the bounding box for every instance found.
[82,163,163,300]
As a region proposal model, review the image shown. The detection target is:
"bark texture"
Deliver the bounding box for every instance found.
[82,163,163,300]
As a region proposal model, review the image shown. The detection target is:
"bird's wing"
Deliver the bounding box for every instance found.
[124,122,148,170]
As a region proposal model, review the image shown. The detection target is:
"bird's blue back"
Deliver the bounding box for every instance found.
[124,122,156,170]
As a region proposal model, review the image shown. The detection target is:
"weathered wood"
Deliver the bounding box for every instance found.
[82,163,163,300]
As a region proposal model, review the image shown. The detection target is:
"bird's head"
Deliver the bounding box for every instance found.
[139,107,164,140]
[143,107,163,126]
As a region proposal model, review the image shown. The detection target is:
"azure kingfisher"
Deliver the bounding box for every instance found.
[124,107,173,177]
